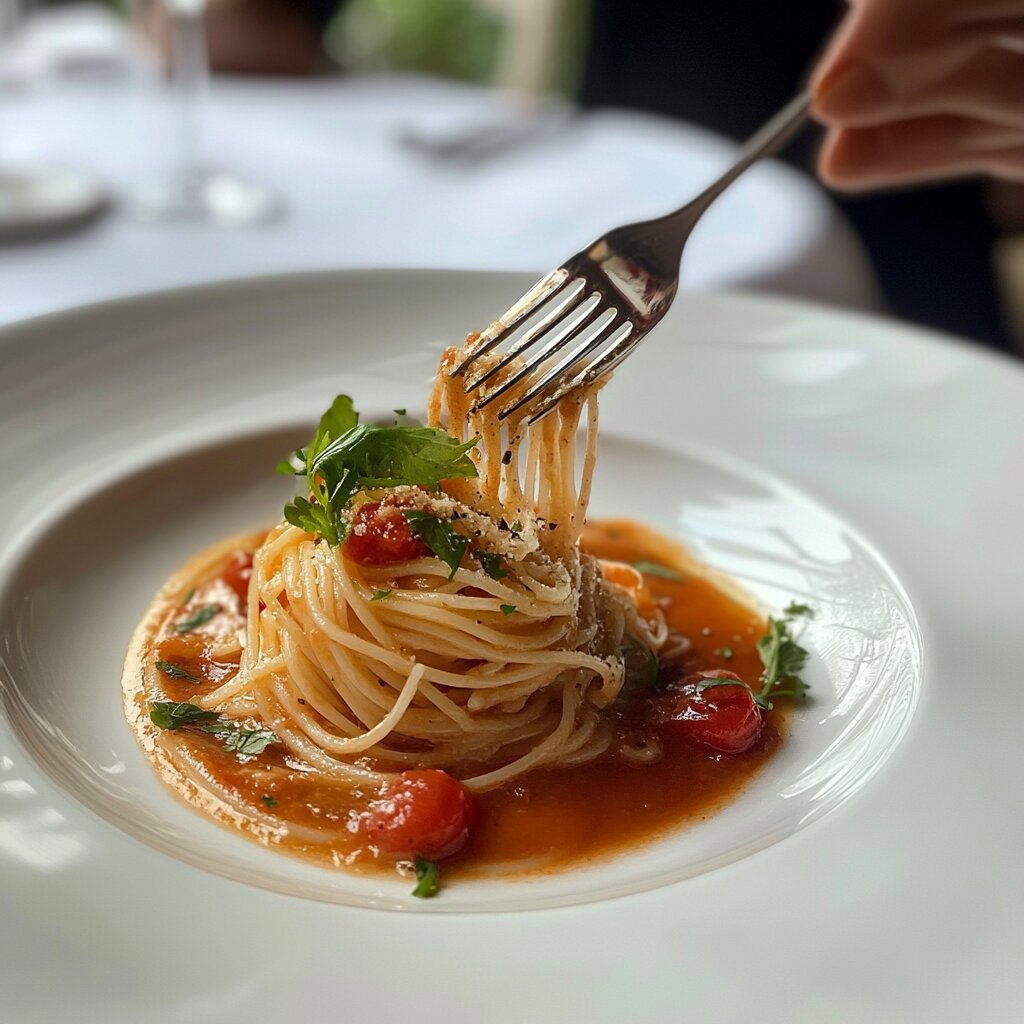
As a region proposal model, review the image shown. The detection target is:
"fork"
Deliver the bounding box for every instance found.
[451,91,811,424]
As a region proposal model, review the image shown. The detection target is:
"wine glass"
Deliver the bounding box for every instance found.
[0,0,108,240]
[131,0,281,225]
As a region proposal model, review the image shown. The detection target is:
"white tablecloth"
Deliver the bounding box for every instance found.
[0,72,881,326]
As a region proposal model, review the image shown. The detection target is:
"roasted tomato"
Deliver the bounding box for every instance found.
[361,770,478,859]
[344,501,429,565]
[660,670,764,754]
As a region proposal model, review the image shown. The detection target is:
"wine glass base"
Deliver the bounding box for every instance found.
[130,170,282,226]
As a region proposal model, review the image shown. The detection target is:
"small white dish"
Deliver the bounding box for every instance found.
[0,166,106,240]
[0,270,1021,1022]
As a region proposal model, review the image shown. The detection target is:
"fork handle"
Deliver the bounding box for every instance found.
[674,90,812,225]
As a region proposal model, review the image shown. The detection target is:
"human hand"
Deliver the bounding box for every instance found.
[811,0,1024,190]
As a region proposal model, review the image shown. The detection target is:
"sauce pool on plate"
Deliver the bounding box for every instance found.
[123,519,783,882]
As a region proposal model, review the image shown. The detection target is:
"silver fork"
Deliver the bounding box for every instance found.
[451,91,811,423]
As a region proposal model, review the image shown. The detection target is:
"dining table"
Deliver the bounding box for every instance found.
[0,11,881,328]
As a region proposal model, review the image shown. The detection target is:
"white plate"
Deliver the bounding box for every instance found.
[1,271,1021,1022]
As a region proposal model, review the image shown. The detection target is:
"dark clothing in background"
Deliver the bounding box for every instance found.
[581,0,1013,353]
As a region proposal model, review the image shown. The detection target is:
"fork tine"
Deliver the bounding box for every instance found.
[449,268,570,378]
[498,318,634,422]
[471,294,605,414]
[465,278,589,393]
[526,328,641,425]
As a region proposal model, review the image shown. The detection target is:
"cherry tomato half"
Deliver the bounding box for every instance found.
[361,770,478,859]
[344,501,429,566]
[661,670,764,754]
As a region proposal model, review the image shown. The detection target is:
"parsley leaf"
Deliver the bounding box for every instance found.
[279,395,478,547]
[402,511,468,581]
[279,397,361,544]
[284,494,342,545]
[277,394,359,477]
[500,604,517,615]
[412,858,440,898]
[149,702,279,757]
[784,601,814,618]
[149,701,218,729]
[632,561,685,582]
[260,795,278,808]
[220,728,279,756]
[474,549,509,579]
[370,589,393,602]
[155,659,200,683]
[173,604,221,633]
[757,617,809,699]
[314,424,477,500]
[697,603,813,710]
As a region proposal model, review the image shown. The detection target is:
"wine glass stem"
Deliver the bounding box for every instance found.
[171,7,208,183]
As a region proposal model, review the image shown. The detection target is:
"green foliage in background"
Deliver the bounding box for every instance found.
[328,0,502,83]
[328,0,590,96]
[97,0,590,97]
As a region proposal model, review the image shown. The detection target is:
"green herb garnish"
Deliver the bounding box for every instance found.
[393,408,407,417]
[149,702,279,757]
[155,659,200,683]
[276,394,358,477]
[216,725,279,756]
[149,701,219,729]
[474,549,509,579]
[402,511,469,581]
[784,601,814,618]
[173,604,221,633]
[283,495,342,545]
[371,589,393,602]
[315,425,478,495]
[412,858,440,899]
[698,604,812,709]
[276,394,362,545]
[278,395,478,547]
[754,615,810,704]
[632,561,684,582]
[260,795,278,808]
[500,604,517,615]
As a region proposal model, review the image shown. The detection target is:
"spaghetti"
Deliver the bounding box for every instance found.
[125,331,811,893]
[189,342,674,791]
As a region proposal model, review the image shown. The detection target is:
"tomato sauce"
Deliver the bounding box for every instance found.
[449,520,775,878]
[125,520,783,883]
